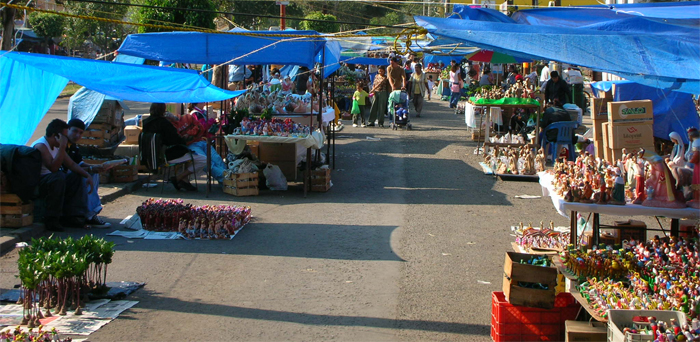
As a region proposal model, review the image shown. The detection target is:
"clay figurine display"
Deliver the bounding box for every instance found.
[642,156,686,208]
[687,128,700,209]
[483,145,537,175]
[233,117,311,138]
[136,198,252,239]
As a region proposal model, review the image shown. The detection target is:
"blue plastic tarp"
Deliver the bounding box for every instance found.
[339,56,389,66]
[0,51,245,144]
[449,5,517,23]
[423,54,463,66]
[590,81,699,144]
[415,15,700,94]
[118,31,327,68]
[319,40,342,78]
[68,53,144,127]
[513,2,700,27]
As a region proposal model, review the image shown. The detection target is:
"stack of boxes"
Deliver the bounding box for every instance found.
[78,101,125,148]
[603,99,654,161]
[591,89,655,162]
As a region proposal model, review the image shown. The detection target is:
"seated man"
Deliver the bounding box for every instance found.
[65,119,111,228]
[31,119,94,231]
[539,99,572,145]
[142,103,206,191]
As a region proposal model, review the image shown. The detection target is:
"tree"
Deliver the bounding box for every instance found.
[61,0,134,55]
[369,12,404,35]
[300,11,339,33]
[136,0,216,33]
[28,12,65,53]
[1,8,15,51]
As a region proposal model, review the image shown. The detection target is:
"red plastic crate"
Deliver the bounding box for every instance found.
[491,292,581,342]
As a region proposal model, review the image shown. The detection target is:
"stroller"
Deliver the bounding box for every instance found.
[388,90,412,130]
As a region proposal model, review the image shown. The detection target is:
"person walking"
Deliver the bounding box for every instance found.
[410,63,428,117]
[449,64,463,109]
[352,83,369,127]
[368,66,389,127]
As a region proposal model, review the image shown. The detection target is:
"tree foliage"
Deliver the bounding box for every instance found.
[136,0,216,33]
[28,12,65,44]
[61,0,133,54]
[368,12,404,35]
[300,11,339,33]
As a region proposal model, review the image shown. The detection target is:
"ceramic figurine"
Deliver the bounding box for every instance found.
[611,168,626,205]
[642,155,686,208]
[687,128,700,209]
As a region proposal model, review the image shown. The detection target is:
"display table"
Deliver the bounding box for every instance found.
[469,98,541,155]
[539,172,700,246]
[224,132,326,197]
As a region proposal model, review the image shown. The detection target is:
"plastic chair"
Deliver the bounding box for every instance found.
[541,121,579,162]
[139,132,197,193]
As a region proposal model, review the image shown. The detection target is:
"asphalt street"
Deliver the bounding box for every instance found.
[3,96,666,341]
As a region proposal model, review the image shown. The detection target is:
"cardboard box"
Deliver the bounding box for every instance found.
[275,161,298,181]
[502,252,558,309]
[590,98,610,118]
[247,140,259,157]
[607,100,653,123]
[602,122,611,159]
[124,125,142,145]
[606,122,653,149]
[258,142,297,162]
[593,138,605,159]
[565,321,607,342]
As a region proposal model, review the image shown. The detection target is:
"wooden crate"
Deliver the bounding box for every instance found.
[311,168,331,192]
[0,193,34,227]
[110,165,139,183]
[223,172,259,196]
[502,251,558,309]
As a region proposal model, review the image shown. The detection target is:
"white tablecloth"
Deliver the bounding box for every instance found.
[225,131,325,150]
[464,102,481,128]
[538,172,700,219]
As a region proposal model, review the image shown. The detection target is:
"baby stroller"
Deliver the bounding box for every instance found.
[388,90,412,130]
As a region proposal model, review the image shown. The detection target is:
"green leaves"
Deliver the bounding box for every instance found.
[136,0,216,33]
[28,12,65,44]
[299,11,339,33]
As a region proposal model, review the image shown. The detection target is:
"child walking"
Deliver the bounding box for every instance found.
[352,83,369,127]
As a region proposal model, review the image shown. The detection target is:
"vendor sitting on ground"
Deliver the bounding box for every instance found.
[142,103,206,191]
[165,111,226,183]
[31,119,94,231]
[65,119,111,228]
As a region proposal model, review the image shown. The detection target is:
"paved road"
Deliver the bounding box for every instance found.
[3,97,663,341]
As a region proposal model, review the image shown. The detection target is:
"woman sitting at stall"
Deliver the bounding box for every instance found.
[143,103,207,191]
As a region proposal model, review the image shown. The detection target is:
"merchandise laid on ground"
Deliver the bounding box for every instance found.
[0,236,141,338]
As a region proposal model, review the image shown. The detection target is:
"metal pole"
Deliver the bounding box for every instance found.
[280,4,286,30]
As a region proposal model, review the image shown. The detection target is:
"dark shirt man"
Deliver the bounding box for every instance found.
[541,100,573,143]
[544,70,571,105]
[295,67,311,95]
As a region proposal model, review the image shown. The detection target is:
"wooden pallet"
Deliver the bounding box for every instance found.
[223,172,259,196]
[0,193,34,227]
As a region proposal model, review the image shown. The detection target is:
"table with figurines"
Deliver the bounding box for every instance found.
[539,148,700,246]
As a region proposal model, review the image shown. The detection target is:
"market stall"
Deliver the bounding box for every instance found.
[117,30,342,196]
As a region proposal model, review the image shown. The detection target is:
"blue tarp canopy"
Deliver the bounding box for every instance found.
[339,56,389,66]
[423,54,464,66]
[0,51,244,145]
[591,80,699,144]
[449,5,516,23]
[118,30,327,68]
[415,14,700,94]
[513,2,700,27]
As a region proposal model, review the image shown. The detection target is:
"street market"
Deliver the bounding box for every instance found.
[1,1,699,341]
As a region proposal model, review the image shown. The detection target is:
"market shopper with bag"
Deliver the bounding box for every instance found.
[409,63,428,117]
[368,66,389,127]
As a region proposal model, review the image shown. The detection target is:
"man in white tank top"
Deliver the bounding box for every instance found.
[31,119,94,231]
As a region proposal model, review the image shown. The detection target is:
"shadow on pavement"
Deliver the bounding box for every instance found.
[101,223,404,261]
[131,292,491,336]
